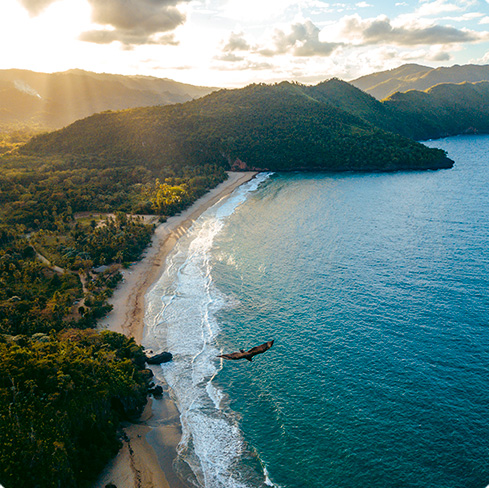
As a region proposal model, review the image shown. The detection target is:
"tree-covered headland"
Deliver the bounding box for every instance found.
[23,81,453,171]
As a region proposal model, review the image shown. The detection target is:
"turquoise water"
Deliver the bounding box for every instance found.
[146,135,489,488]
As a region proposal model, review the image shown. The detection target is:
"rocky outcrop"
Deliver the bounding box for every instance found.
[230,158,268,172]
[148,385,163,397]
[145,352,173,365]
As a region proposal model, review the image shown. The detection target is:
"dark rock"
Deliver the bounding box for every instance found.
[145,352,173,364]
[149,385,163,397]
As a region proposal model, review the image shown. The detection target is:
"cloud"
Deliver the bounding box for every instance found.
[382,46,451,62]
[441,12,484,21]
[215,53,245,62]
[79,30,179,48]
[416,0,465,16]
[338,14,489,46]
[480,16,489,24]
[79,0,190,47]
[427,50,451,60]
[223,32,251,52]
[265,21,342,57]
[356,2,372,7]
[19,0,59,16]
[217,21,342,61]
[416,0,477,16]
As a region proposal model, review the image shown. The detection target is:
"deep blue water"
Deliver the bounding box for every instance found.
[211,135,489,488]
[146,135,489,488]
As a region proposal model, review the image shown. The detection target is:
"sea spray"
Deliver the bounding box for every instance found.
[144,173,274,488]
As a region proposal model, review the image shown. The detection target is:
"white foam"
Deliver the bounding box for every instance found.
[143,173,272,488]
[263,465,280,487]
[206,373,224,410]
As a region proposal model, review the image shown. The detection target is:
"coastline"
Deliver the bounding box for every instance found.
[94,171,258,488]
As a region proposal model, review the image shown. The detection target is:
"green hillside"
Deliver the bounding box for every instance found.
[0,69,216,129]
[22,81,451,172]
[384,81,489,140]
[310,78,489,141]
[303,78,408,135]
[351,63,489,99]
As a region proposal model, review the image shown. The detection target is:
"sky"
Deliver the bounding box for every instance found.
[1,0,489,87]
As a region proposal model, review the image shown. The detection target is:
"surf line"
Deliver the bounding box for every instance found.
[144,173,274,488]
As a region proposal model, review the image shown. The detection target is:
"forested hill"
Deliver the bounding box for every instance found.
[0,69,216,129]
[22,81,452,172]
[383,81,489,140]
[306,78,489,140]
[351,63,489,99]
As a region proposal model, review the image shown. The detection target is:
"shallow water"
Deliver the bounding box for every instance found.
[145,135,489,488]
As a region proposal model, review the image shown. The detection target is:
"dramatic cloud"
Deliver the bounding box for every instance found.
[265,21,341,57]
[80,0,190,47]
[217,21,341,62]
[19,0,59,16]
[338,14,488,46]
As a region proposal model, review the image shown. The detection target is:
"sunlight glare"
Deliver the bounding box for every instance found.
[0,0,92,72]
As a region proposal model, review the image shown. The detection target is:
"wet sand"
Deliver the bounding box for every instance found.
[94,172,257,488]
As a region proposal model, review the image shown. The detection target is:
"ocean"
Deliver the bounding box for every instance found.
[144,134,489,488]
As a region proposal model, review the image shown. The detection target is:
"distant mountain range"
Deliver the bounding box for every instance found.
[350,63,489,99]
[0,69,216,128]
[3,63,489,130]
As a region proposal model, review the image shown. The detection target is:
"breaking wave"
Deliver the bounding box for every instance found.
[144,173,274,488]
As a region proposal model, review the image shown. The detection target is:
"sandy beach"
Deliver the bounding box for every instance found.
[94,171,257,488]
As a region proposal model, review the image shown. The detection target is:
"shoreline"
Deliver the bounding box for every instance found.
[94,171,258,488]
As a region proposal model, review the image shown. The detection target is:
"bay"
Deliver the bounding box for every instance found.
[146,134,489,488]
[211,135,489,488]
